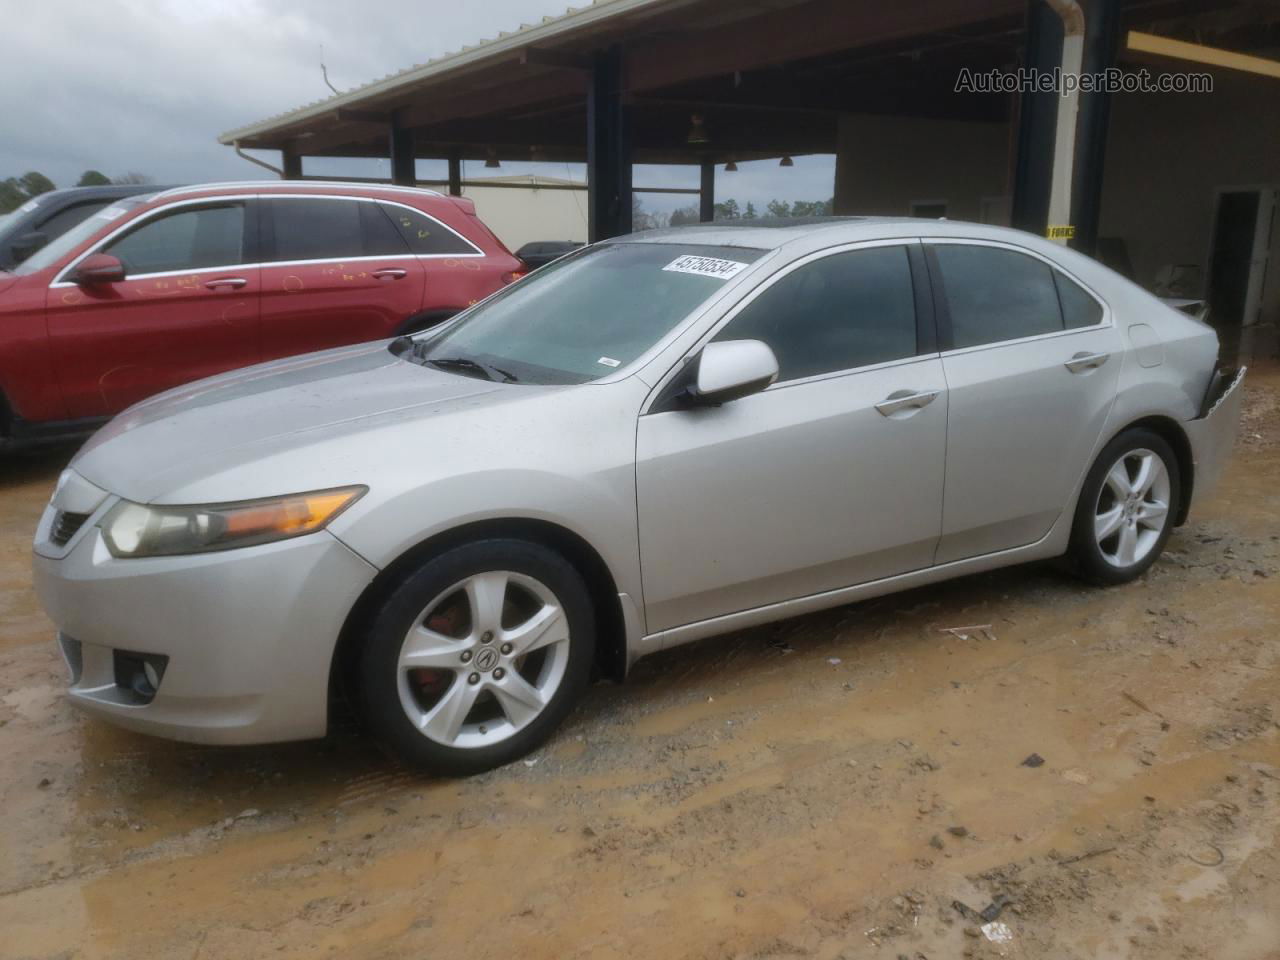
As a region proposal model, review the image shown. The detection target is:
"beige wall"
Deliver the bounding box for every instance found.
[1099,70,1280,300]
[833,113,1011,223]
[829,70,1279,334]
[459,180,587,252]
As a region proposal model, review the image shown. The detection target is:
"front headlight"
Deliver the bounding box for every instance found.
[99,486,367,558]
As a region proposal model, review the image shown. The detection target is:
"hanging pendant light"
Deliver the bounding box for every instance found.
[779,155,794,167]
[485,147,501,169]
[724,156,738,173]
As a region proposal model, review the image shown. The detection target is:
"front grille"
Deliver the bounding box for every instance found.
[51,510,91,546]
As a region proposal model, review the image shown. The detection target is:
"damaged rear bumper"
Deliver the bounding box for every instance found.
[1186,366,1247,509]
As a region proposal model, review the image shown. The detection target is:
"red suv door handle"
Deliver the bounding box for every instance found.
[204,277,247,290]
[372,267,408,280]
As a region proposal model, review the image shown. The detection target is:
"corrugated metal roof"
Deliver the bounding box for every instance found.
[218,0,675,145]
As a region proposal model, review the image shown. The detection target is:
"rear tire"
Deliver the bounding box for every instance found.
[358,539,594,775]
[1068,428,1180,586]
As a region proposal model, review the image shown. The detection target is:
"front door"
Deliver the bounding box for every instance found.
[637,243,947,633]
[927,241,1123,564]
[258,196,426,361]
[47,199,260,418]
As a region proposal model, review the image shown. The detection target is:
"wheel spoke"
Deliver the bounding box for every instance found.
[1138,499,1169,529]
[400,627,468,671]
[1116,522,1139,566]
[1105,461,1133,499]
[465,571,508,637]
[1095,504,1125,542]
[490,672,546,727]
[504,604,567,656]
[1131,454,1163,496]
[420,678,479,743]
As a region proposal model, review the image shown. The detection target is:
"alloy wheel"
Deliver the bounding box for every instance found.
[395,571,571,749]
[1093,448,1171,568]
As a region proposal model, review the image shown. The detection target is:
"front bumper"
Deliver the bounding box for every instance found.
[1186,366,1247,508]
[32,483,378,745]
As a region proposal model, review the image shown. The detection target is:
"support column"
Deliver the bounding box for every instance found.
[699,161,715,222]
[1070,0,1121,255]
[281,149,303,180]
[447,150,463,196]
[1010,0,1063,236]
[587,45,632,241]
[390,115,416,186]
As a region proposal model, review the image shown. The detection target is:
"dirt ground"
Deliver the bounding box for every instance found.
[1,370,1278,960]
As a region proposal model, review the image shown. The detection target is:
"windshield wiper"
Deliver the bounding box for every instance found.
[425,355,519,383]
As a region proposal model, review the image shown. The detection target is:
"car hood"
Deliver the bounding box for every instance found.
[72,342,533,502]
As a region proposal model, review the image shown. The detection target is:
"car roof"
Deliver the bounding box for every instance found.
[32,184,172,206]
[148,181,449,203]
[623,217,1065,255]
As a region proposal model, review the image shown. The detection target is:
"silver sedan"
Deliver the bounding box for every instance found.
[33,220,1245,774]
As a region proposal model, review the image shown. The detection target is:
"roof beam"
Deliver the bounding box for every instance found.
[627,0,1022,91]
[1126,30,1280,79]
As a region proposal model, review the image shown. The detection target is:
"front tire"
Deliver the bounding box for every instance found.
[358,539,595,775]
[1068,428,1180,585]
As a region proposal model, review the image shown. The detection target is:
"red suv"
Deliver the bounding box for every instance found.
[0,181,524,448]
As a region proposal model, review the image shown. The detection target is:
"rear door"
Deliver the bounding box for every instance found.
[46,198,261,417]
[375,200,500,318]
[929,240,1123,563]
[258,195,426,361]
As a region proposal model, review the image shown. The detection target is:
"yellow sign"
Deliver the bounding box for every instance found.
[1047,224,1076,240]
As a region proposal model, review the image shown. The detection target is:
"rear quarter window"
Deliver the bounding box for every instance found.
[378,203,479,256]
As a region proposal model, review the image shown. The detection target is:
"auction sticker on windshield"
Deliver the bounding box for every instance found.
[662,255,748,280]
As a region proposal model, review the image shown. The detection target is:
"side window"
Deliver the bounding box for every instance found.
[933,245,1062,348]
[37,201,110,244]
[269,198,364,262]
[378,202,478,255]
[1055,271,1104,328]
[105,204,245,275]
[713,246,918,382]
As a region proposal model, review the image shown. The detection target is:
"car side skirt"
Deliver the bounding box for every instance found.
[629,523,1073,666]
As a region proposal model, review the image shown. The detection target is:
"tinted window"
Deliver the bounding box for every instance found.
[105,204,244,274]
[714,246,918,382]
[270,198,363,261]
[361,202,411,256]
[379,202,477,255]
[934,245,1062,348]
[36,202,110,247]
[1056,271,1104,328]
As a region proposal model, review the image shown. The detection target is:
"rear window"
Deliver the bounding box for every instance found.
[379,202,478,256]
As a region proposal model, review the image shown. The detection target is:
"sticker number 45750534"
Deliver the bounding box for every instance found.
[662,255,749,280]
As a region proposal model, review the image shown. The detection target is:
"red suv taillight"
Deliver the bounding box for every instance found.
[501,270,527,285]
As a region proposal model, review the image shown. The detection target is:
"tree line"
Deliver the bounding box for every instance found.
[1,170,153,213]
[634,196,836,229]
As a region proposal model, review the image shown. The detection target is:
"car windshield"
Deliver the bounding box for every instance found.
[13,197,146,276]
[414,242,766,384]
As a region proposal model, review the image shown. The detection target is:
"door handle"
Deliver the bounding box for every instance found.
[1064,351,1110,373]
[875,389,940,417]
[372,268,408,280]
[204,277,247,290]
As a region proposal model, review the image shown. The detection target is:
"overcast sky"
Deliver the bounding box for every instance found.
[2,0,834,216]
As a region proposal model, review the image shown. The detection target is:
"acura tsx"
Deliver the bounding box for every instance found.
[33,219,1245,774]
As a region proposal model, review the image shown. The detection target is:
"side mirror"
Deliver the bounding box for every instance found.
[689,339,779,406]
[10,231,47,263]
[70,253,126,286]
